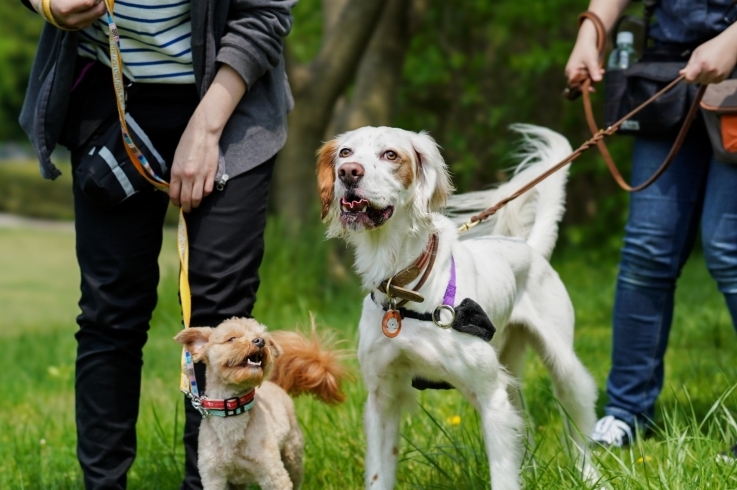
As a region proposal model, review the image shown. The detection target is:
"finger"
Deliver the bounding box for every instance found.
[190,177,205,209]
[65,1,106,28]
[679,65,697,83]
[203,176,214,197]
[586,59,602,82]
[169,176,182,207]
[180,179,193,213]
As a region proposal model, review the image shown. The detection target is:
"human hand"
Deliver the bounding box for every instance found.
[680,26,737,85]
[38,0,107,30]
[169,64,247,212]
[565,20,605,90]
[169,108,221,213]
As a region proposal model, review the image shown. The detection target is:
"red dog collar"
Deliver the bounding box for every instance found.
[201,389,256,417]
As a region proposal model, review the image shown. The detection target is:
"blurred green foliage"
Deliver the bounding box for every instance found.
[2,0,649,250]
[289,0,641,251]
[0,2,41,140]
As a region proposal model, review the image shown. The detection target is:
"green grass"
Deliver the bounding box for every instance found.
[1,221,736,489]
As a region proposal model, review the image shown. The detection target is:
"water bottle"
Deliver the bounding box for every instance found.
[607,31,637,70]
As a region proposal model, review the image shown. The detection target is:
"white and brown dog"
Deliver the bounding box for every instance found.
[317,125,599,490]
[175,318,347,490]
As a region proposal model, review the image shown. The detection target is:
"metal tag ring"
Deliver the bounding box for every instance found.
[432,304,455,328]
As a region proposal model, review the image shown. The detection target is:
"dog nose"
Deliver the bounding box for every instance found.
[338,163,364,186]
[252,337,265,348]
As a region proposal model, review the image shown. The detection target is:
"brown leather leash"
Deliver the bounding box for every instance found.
[458,11,706,233]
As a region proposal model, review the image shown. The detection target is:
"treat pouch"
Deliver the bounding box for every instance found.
[701,79,737,164]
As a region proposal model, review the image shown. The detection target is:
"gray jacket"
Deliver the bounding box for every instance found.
[19,0,295,181]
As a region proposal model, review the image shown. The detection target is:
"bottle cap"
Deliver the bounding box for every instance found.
[616,31,634,46]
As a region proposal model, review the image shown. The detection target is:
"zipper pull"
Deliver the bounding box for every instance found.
[216,174,229,191]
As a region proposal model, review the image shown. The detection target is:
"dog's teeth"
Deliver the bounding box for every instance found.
[247,359,262,367]
[361,206,367,212]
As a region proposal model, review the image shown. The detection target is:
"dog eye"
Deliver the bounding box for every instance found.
[384,150,398,161]
[339,148,352,158]
[227,337,236,343]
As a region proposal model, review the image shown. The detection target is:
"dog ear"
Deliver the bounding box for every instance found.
[173,327,212,362]
[316,139,339,220]
[267,337,283,358]
[411,131,454,212]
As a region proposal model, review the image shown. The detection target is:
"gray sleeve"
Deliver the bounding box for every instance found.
[216,0,296,89]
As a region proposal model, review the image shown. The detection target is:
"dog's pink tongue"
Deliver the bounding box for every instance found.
[341,197,369,211]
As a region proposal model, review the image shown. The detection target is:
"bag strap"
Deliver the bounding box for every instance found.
[571,11,705,193]
[102,0,169,192]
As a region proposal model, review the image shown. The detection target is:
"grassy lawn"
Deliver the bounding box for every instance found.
[1,221,736,489]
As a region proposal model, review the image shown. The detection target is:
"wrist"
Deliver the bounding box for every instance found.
[576,20,600,48]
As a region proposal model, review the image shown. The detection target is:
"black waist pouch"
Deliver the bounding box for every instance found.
[74,115,169,208]
[61,59,170,208]
[604,47,699,138]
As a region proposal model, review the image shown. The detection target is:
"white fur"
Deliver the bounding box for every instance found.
[322,125,599,490]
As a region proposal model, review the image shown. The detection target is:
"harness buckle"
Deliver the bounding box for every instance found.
[432,304,455,328]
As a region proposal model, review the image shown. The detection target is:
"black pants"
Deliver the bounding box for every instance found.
[69,71,274,490]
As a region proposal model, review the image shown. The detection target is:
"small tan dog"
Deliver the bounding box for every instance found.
[174,317,347,490]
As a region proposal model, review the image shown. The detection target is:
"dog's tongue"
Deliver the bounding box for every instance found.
[341,197,369,212]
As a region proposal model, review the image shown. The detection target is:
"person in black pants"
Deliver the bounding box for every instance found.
[19,0,295,488]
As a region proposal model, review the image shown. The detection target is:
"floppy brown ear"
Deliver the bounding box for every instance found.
[173,327,213,362]
[267,337,283,358]
[316,139,338,220]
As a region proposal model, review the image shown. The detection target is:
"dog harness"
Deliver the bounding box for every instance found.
[373,254,496,341]
[373,253,496,391]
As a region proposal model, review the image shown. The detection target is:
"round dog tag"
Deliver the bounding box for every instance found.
[382,310,402,338]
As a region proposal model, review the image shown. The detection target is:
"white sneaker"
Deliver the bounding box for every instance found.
[591,415,633,447]
[716,444,737,464]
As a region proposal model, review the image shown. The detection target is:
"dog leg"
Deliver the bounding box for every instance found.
[546,352,599,482]
[525,315,599,482]
[465,375,524,490]
[281,422,305,490]
[254,462,294,490]
[199,467,228,490]
[363,375,410,490]
[498,327,537,470]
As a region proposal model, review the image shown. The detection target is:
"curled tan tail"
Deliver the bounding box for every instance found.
[269,324,350,405]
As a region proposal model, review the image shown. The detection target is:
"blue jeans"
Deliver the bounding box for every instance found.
[605,129,737,429]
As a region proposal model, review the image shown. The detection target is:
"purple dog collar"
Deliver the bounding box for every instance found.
[433,256,456,328]
[442,256,456,306]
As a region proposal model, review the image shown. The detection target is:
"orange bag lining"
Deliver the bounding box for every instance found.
[721,113,737,152]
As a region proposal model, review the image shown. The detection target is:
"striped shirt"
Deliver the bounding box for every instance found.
[78,0,195,84]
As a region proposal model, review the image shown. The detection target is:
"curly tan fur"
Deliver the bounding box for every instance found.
[269,319,351,405]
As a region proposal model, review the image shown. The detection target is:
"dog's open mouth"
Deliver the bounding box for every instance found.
[241,351,263,368]
[339,193,393,228]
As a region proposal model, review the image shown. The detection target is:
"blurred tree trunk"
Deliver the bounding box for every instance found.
[274,0,390,227]
[333,0,426,133]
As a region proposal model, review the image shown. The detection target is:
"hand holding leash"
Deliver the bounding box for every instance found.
[564,16,605,100]
[680,23,737,85]
[35,0,105,30]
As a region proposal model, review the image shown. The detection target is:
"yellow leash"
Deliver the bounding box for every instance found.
[101,0,195,397]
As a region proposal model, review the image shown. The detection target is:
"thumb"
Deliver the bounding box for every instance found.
[586,57,603,83]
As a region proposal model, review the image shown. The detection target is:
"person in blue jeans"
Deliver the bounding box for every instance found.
[565,0,737,448]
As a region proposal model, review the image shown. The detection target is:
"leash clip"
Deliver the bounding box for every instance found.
[432,304,455,328]
[458,220,479,233]
[184,391,210,419]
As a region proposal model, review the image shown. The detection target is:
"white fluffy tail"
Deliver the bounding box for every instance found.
[446,124,572,259]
